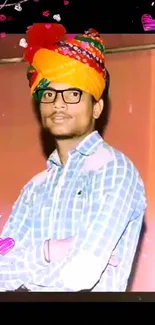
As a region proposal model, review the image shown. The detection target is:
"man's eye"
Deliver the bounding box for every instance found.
[44,92,53,98]
[72,91,79,96]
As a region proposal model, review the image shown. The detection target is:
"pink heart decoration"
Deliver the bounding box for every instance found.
[42,10,50,17]
[63,49,69,55]
[81,41,89,49]
[66,34,76,41]
[0,33,6,38]
[64,0,69,4]
[45,24,51,29]
[0,14,6,22]
[141,14,155,31]
[0,237,15,256]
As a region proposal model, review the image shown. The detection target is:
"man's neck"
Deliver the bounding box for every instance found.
[55,132,93,165]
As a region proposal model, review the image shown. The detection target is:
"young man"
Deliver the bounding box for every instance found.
[0,23,146,291]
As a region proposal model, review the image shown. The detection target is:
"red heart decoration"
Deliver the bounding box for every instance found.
[42,10,50,17]
[0,237,15,256]
[0,14,6,22]
[7,16,13,21]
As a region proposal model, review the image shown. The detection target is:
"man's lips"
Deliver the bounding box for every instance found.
[52,114,67,119]
[48,114,69,124]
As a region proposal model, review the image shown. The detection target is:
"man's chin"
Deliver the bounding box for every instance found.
[53,133,76,140]
[45,125,78,140]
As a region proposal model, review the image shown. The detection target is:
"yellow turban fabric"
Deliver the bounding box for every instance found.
[24,23,106,101]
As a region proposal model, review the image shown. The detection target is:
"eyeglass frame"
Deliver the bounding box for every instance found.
[35,87,83,104]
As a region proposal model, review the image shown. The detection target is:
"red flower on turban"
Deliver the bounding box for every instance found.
[24,23,66,64]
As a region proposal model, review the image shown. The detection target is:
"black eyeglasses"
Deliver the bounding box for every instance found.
[36,87,83,104]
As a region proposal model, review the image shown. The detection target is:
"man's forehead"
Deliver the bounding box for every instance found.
[48,82,74,90]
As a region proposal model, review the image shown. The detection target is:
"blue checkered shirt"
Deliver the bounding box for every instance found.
[0,131,146,291]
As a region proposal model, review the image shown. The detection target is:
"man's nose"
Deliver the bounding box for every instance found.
[53,93,67,109]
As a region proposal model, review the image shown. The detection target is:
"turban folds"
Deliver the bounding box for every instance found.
[24,23,106,101]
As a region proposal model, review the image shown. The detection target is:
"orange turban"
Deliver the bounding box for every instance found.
[24,23,106,101]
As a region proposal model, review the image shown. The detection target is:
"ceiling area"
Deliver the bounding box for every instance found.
[1,34,155,60]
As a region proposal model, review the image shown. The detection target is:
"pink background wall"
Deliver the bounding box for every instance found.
[0,49,155,291]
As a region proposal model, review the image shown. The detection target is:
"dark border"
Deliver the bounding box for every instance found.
[0,0,146,33]
[0,292,155,302]
[0,294,154,323]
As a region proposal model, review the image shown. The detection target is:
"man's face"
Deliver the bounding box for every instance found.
[39,82,104,139]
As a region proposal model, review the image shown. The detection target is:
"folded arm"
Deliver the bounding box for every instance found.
[31,160,147,291]
[0,179,74,291]
[0,181,48,291]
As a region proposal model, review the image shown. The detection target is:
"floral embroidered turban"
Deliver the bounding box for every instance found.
[24,23,106,101]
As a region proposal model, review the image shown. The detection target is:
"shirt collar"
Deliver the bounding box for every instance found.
[47,131,104,168]
[75,131,103,155]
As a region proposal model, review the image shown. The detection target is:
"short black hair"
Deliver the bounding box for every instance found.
[102,68,110,100]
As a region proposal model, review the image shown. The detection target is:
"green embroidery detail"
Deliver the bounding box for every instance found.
[33,78,51,101]
[75,36,105,54]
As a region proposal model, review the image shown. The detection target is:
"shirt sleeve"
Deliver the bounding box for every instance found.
[0,181,48,291]
[31,158,147,291]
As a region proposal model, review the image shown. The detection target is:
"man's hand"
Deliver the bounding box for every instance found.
[44,237,74,263]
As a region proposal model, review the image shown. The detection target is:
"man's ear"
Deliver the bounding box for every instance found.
[93,98,104,120]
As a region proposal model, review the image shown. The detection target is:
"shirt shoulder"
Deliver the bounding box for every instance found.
[30,169,48,186]
[84,141,146,195]
[105,143,144,185]
[21,169,49,195]
[84,140,140,175]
